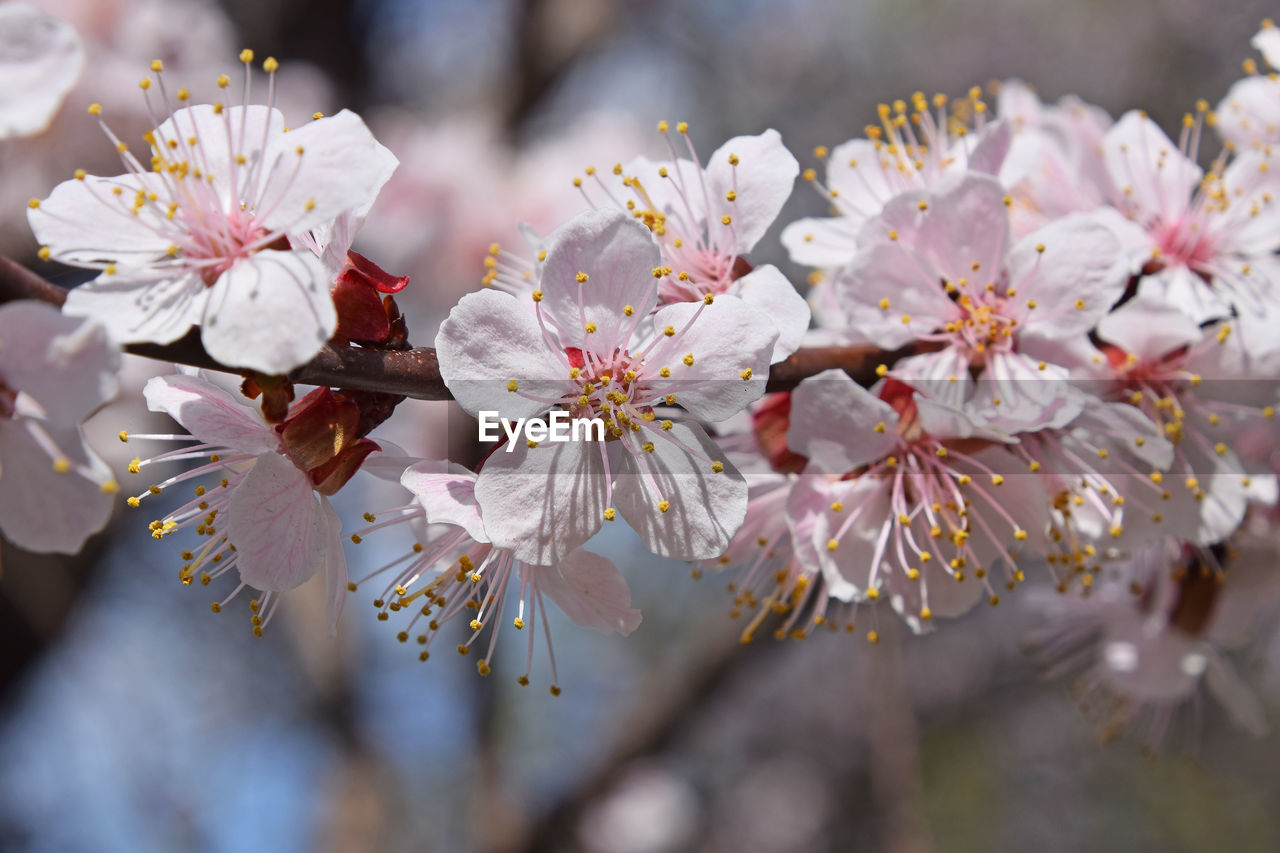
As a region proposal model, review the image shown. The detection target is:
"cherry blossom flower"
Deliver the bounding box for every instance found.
[123,373,370,634]
[1028,533,1280,743]
[436,208,777,564]
[0,3,83,139]
[835,173,1126,427]
[786,369,1049,631]
[1099,109,1280,323]
[1043,292,1280,546]
[348,460,641,690]
[781,89,1010,273]
[29,52,398,374]
[0,301,118,554]
[569,125,807,361]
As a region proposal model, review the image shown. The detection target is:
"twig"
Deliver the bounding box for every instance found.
[0,256,893,398]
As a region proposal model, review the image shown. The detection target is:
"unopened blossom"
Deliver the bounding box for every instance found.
[568,125,808,361]
[436,208,777,564]
[0,301,118,553]
[786,369,1050,632]
[781,88,1010,272]
[0,3,83,139]
[29,52,398,374]
[124,373,374,633]
[1216,21,1280,148]
[1099,109,1280,323]
[836,173,1125,428]
[1028,534,1279,743]
[349,460,640,689]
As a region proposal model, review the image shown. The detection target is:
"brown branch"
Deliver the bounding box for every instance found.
[0,256,893,399]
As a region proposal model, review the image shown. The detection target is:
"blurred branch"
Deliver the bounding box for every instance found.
[0,256,893,398]
[516,632,778,853]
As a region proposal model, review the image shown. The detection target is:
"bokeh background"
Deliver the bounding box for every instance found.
[3,0,1280,851]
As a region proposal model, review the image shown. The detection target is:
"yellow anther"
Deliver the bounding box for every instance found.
[239,49,255,64]
[603,507,617,521]
[658,500,670,513]
[263,56,279,72]
[711,460,724,473]
[740,368,753,380]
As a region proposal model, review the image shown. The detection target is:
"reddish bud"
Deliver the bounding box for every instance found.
[751,393,807,474]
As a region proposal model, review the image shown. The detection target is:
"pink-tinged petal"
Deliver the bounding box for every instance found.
[1008,214,1124,338]
[703,129,799,254]
[824,138,897,211]
[915,174,1012,290]
[837,242,957,349]
[787,369,898,473]
[201,249,335,374]
[400,460,488,543]
[539,208,661,349]
[434,288,571,421]
[1136,266,1230,325]
[614,422,746,560]
[357,442,417,482]
[913,391,1013,443]
[967,120,1011,175]
[29,173,175,265]
[63,269,209,347]
[258,109,399,233]
[533,549,641,635]
[0,3,82,139]
[1096,290,1201,363]
[154,105,284,211]
[972,351,1080,432]
[1101,111,1202,223]
[0,302,118,423]
[780,216,860,268]
[997,80,1044,128]
[1216,149,1280,254]
[1215,76,1280,148]
[474,438,608,564]
[229,452,329,591]
[890,349,971,411]
[887,551,984,632]
[732,264,811,361]
[807,475,891,603]
[143,373,278,453]
[0,418,112,553]
[644,296,775,422]
[317,496,348,635]
[1074,400,1173,471]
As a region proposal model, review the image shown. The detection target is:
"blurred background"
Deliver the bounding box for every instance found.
[3,0,1280,850]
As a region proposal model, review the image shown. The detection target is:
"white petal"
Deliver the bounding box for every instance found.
[915,174,1012,290]
[1214,76,1280,148]
[732,264,811,361]
[63,269,209,347]
[787,369,898,473]
[0,302,119,423]
[201,249,336,374]
[837,242,957,349]
[29,173,175,265]
[1096,290,1202,362]
[400,460,488,543]
[643,296,775,422]
[703,129,799,254]
[0,3,83,139]
[474,438,608,564]
[155,105,284,212]
[258,109,399,234]
[807,476,891,602]
[1008,214,1125,338]
[780,216,860,268]
[1253,25,1280,70]
[533,549,641,635]
[317,496,348,635]
[142,374,278,453]
[538,208,661,350]
[0,418,112,553]
[229,452,328,591]
[434,288,571,421]
[613,421,746,560]
[1101,111,1202,223]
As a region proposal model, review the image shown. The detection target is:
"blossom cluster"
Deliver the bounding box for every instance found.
[5,7,1280,743]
